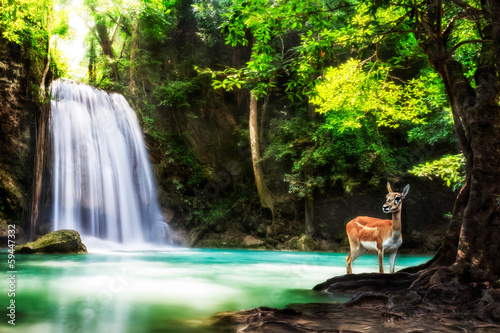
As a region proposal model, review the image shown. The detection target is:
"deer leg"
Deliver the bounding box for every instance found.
[347,245,365,274]
[346,234,357,274]
[346,252,353,274]
[378,248,384,273]
[346,243,356,274]
[389,251,397,274]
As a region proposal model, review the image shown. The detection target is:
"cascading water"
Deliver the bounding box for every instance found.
[50,79,172,246]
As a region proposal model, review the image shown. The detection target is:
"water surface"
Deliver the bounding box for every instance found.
[0,249,431,332]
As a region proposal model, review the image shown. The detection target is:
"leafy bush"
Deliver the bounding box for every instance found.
[153,80,200,108]
[409,154,465,191]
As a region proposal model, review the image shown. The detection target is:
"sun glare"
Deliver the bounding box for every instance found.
[55,0,88,80]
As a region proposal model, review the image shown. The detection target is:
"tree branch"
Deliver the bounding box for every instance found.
[446,39,488,60]
[450,0,481,16]
[416,12,442,47]
[442,13,462,41]
[107,13,131,36]
[437,0,443,39]
[110,15,121,43]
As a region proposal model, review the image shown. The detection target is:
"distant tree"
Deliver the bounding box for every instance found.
[204,0,354,227]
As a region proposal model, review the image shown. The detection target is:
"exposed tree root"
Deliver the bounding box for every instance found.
[313,272,418,293]
[213,269,500,332]
[409,266,460,290]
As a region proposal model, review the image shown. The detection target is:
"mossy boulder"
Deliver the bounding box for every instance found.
[15,229,87,254]
[243,235,264,248]
[285,235,318,251]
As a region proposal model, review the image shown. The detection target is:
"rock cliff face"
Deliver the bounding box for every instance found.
[0,37,46,244]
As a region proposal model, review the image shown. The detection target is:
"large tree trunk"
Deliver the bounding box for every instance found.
[249,91,275,219]
[410,0,500,285]
[453,67,500,281]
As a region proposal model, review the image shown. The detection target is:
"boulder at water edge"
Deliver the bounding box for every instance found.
[15,229,87,254]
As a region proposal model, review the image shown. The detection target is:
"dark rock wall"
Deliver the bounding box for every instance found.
[311,177,455,253]
[0,39,39,242]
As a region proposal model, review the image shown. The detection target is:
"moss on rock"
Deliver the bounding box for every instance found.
[15,229,87,254]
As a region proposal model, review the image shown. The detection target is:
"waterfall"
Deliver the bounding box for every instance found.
[50,79,172,246]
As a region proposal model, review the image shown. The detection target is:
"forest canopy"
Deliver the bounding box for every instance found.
[0,0,465,221]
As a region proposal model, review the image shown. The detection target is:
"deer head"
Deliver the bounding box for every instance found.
[382,182,410,214]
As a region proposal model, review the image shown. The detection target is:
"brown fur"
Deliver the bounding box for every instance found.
[346,182,409,274]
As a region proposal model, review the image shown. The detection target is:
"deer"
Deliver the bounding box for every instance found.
[346,182,410,274]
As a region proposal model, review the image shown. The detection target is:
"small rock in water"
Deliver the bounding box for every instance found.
[15,229,87,254]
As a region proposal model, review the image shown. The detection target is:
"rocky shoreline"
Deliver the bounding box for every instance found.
[213,272,500,332]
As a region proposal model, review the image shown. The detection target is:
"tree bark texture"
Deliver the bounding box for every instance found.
[249,91,275,218]
[412,0,500,283]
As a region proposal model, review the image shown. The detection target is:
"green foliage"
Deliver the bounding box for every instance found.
[189,196,232,225]
[0,0,69,88]
[211,0,459,200]
[0,0,50,44]
[192,0,231,47]
[205,0,339,98]
[409,154,465,191]
[311,59,440,130]
[263,107,397,196]
[153,80,200,108]
[407,108,455,145]
[139,0,177,44]
[135,97,214,213]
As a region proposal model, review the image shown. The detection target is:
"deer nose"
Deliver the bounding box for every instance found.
[382,205,390,212]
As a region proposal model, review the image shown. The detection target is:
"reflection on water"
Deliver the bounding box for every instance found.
[0,249,431,332]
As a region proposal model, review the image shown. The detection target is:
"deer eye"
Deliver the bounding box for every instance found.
[395,196,401,203]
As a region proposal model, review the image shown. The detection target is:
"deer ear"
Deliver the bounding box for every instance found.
[387,182,393,193]
[402,184,410,199]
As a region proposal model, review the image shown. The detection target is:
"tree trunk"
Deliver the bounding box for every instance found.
[92,9,119,82]
[249,91,275,219]
[40,7,51,94]
[410,0,500,284]
[129,12,139,95]
[453,67,500,281]
[304,193,315,236]
[88,36,97,84]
